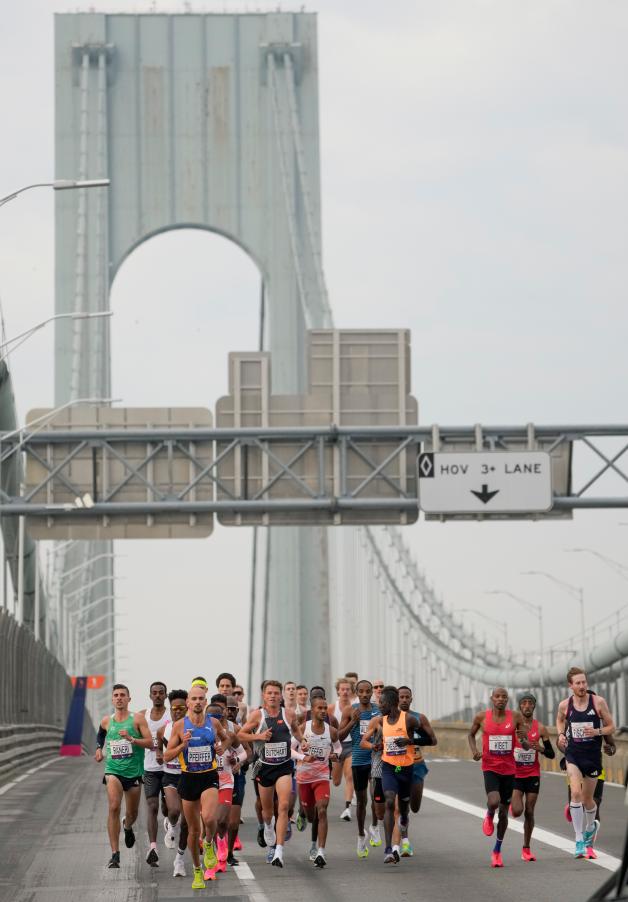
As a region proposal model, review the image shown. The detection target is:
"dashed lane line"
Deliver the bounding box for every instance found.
[0,757,62,796]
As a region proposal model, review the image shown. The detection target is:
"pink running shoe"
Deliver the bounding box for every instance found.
[491,851,503,868]
[216,836,228,864]
[521,847,536,862]
[203,867,217,881]
[234,835,243,851]
[585,846,598,860]
[483,813,495,836]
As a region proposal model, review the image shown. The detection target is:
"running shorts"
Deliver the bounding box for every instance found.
[372,777,384,803]
[339,741,352,764]
[352,764,372,792]
[483,771,514,805]
[255,760,294,788]
[233,772,246,807]
[565,748,603,779]
[104,773,143,793]
[298,780,331,807]
[178,770,219,801]
[218,787,233,806]
[143,771,165,798]
[513,775,540,795]
[381,761,413,802]
[412,761,428,783]
[162,772,181,790]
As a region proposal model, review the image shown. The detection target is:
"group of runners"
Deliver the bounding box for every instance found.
[95,665,616,887]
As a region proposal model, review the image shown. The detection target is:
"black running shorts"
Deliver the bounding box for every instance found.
[565,748,603,779]
[143,770,165,798]
[178,770,219,801]
[103,773,143,793]
[255,760,293,788]
[513,775,540,795]
[483,770,514,805]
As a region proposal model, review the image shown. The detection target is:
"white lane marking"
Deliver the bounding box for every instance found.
[0,757,61,796]
[423,787,621,872]
[234,858,270,902]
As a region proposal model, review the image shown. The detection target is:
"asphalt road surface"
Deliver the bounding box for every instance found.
[0,755,625,902]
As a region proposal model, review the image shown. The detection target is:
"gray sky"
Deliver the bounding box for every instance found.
[1,1,627,710]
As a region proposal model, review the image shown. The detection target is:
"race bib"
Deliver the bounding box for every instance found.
[188,744,213,765]
[109,738,133,759]
[264,741,288,761]
[488,734,512,755]
[514,747,536,765]
[571,722,593,742]
[216,754,224,770]
[384,736,404,756]
[359,721,369,736]
[308,742,328,760]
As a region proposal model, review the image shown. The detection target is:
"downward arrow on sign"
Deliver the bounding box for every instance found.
[471,484,500,504]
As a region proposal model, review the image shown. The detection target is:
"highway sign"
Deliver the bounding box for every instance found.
[418,451,553,514]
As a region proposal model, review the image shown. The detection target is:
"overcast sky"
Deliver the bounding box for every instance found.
[1,1,627,710]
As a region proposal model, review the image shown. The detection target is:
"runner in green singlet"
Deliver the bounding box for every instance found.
[95,683,153,868]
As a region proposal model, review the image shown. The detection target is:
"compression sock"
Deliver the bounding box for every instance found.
[584,807,597,831]
[493,839,503,853]
[570,804,584,841]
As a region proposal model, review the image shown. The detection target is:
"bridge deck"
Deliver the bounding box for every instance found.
[0,756,623,902]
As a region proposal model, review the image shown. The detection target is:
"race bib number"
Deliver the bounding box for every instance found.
[384,736,404,756]
[359,721,369,736]
[264,741,288,761]
[216,754,224,770]
[571,722,593,742]
[188,744,213,765]
[514,747,536,765]
[488,735,512,755]
[308,742,328,760]
[109,738,133,759]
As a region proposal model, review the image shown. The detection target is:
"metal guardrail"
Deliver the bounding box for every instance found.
[0,725,71,782]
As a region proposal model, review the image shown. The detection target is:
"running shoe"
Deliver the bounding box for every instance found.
[369,824,382,847]
[309,843,317,862]
[296,810,307,832]
[271,848,284,868]
[482,812,495,836]
[357,836,369,859]
[122,818,135,849]
[574,840,586,859]
[521,847,536,862]
[163,817,176,850]
[400,839,413,858]
[314,851,327,868]
[392,845,401,863]
[583,819,599,847]
[383,847,396,864]
[203,840,217,871]
[585,846,598,860]
[266,845,276,864]
[257,825,267,848]
[203,866,217,881]
[191,867,205,890]
[491,851,503,868]
[227,854,239,867]
[107,852,120,869]
[340,807,352,822]
[173,855,186,877]
[216,858,226,874]
[146,848,159,867]
[216,835,228,863]
[234,835,243,851]
[564,803,572,823]
[263,820,276,847]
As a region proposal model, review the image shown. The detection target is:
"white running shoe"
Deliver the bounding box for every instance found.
[271,847,284,868]
[340,807,352,821]
[309,843,317,862]
[163,817,176,850]
[369,824,382,847]
[263,819,276,847]
[173,854,186,877]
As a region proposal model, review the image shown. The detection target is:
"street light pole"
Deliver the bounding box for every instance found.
[0,311,113,363]
[487,589,546,712]
[0,178,110,208]
[522,571,586,662]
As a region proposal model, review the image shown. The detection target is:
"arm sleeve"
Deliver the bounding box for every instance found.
[414,728,433,746]
[542,738,555,759]
[96,726,107,749]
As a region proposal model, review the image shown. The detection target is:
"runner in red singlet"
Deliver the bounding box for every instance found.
[468,687,528,867]
[509,692,554,861]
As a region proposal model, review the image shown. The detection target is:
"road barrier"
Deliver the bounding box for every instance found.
[0,608,94,782]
